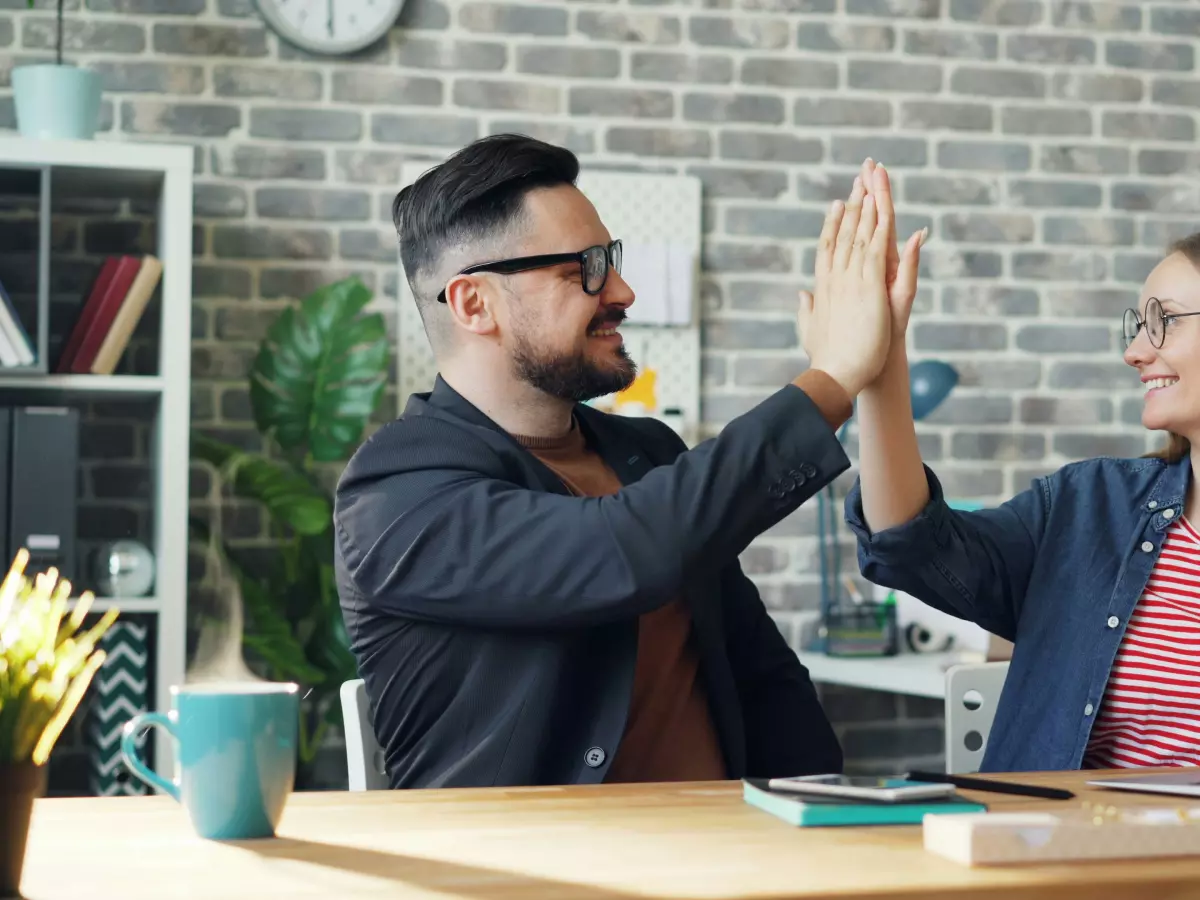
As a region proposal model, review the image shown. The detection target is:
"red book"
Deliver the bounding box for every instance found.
[67,255,142,375]
[57,256,119,373]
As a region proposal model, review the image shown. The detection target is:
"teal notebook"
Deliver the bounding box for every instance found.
[742,779,987,827]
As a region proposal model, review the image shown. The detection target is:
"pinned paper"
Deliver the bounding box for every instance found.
[620,242,695,326]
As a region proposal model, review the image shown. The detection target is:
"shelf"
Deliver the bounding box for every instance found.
[69,596,159,614]
[0,373,164,398]
[0,138,192,201]
[795,649,981,699]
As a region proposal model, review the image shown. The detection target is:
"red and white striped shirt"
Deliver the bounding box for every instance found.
[1085,516,1200,769]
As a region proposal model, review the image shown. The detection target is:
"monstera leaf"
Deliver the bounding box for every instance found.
[249,277,389,463]
[191,433,330,537]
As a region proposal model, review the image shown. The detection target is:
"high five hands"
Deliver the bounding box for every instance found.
[798,160,927,398]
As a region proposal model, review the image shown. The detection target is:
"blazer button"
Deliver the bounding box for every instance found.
[584,747,606,768]
[799,462,818,479]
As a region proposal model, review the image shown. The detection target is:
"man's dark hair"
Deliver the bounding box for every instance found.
[392,134,580,334]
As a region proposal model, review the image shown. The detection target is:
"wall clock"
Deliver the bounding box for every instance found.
[255,0,407,56]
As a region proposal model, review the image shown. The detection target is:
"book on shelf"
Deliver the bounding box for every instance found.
[0,277,35,368]
[57,254,162,376]
[742,779,987,828]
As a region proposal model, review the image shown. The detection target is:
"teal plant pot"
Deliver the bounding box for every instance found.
[11,64,102,140]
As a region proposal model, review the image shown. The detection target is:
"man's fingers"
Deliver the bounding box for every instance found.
[833,177,863,269]
[816,200,844,278]
[851,193,877,273]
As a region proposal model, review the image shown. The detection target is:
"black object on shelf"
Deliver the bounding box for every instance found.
[7,406,78,575]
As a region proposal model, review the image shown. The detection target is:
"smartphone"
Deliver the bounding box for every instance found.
[766,774,958,803]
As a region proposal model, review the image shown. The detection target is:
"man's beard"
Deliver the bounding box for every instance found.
[511,325,638,403]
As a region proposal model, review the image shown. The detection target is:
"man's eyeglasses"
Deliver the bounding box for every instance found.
[437,240,623,303]
[1122,297,1200,349]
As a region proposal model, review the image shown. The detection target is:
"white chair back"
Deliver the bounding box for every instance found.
[340,678,389,791]
[943,662,1010,774]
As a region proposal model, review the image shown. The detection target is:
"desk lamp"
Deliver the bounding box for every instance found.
[813,360,959,652]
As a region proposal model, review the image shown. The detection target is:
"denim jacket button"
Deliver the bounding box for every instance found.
[1142,541,1155,553]
[1107,615,1119,629]
[1148,500,1159,510]
[1084,703,1094,716]
[1163,508,1176,520]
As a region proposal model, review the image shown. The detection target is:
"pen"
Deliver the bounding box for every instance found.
[905,770,1075,801]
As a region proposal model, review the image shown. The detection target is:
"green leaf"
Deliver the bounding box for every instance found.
[191,432,330,536]
[249,276,390,463]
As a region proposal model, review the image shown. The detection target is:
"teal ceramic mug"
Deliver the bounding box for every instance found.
[121,682,299,840]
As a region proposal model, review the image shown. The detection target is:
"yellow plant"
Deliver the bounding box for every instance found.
[0,549,117,765]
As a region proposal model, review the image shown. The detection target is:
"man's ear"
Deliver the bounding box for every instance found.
[444,275,499,337]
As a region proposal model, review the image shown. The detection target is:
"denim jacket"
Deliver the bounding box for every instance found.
[844,454,1193,772]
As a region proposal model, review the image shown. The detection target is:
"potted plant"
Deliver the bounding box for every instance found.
[1,548,117,896]
[12,0,103,140]
[190,276,389,787]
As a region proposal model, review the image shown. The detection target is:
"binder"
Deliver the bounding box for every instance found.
[8,406,79,575]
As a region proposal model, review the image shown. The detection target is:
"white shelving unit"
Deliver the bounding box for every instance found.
[0,137,192,780]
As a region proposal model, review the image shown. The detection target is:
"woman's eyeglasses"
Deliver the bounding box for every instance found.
[1122,297,1200,349]
[437,240,623,303]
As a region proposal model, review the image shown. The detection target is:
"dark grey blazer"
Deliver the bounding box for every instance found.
[334,376,848,788]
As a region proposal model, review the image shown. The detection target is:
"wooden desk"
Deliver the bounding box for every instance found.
[19,770,1200,899]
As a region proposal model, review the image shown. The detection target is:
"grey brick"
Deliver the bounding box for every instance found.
[901,100,991,132]
[938,141,1031,172]
[260,267,375,301]
[213,64,321,100]
[213,308,278,343]
[732,356,807,386]
[1113,182,1200,214]
[794,97,891,127]
[1151,79,1200,110]
[255,188,369,222]
[1114,253,1158,284]
[741,58,839,89]
[212,145,325,181]
[903,28,997,58]
[952,433,1045,461]
[702,353,726,387]
[459,2,567,36]
[686,166,788,200]
[1040,144,1129,175]
[942,285,1038,316]
[951,67,1045,98]
[1151,7,1200,37]
[577,11,680,43]
[1121,398,1146,427]
[950,0,1044,26]
[212,225,332,260]
[1141,218,1200,250]
[121,100,238,137]
[193,265,251,298]
[848,60,941,93]
[1001,106,1092,136]
[331,71,441,105]
[1046,287,1133,318]
[1053,1,1141,30]
[1007,35,1095,65]
[372,113,477,146]
[607,126,710,158]
[1021,397,1112,425]
[1015,324,1112,353]
[913,322,1007,351]
[456,79,558,114]
[684,92,782,124]
[689,15,790,49]
[1055,434,1146,460]
[1108,40,1193,72]
[193,184,247,218]
[216,0,253,16]
[735,0,836,11]
[153,23,265,56]
[953,359,1042,389]
[24,17,144,52]
[905,175,996,205]
[331,150,408,187]
[846,0,939,16]
[90,60,204,94]
[940,212,1034,243]
[631,51,732,84]
[796,169,865,201]
[1008,179,1102,208]
[395,37,506,71]
[1052,72,1142,104]
[725,207,823,239]
[1044,216,1135,247]
[703,242,792,273]
[728,281,798,312]
[339,229,397,263]
[739,545,789,576]
[517,46,620,79]
[1103,111,1194,142]
[831,136,926,167]
[842,723,944,760]
[924,396,1013,426]
[704,318,796,350]
[398,0,450,30]
[1013,251,1107,281]
[796,22,895,52]
[250,108,361,142]
[88,0,201,9]
[487,120,594,154]
[572,87,673,119]
[0,18,10,47]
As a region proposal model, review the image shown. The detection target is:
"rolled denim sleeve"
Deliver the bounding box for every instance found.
[843,465,1049,642]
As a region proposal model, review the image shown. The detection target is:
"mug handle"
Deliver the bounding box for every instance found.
[120,712,181,801]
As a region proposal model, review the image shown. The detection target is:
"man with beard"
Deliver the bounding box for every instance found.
[334,134,915,789]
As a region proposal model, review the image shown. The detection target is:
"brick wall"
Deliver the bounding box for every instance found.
[5,0,1195,778]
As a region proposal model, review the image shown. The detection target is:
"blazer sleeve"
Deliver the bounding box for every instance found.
[335,383,850,631]
[843,464,1050,642]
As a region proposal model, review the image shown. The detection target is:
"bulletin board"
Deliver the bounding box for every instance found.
[394,162,703,443]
